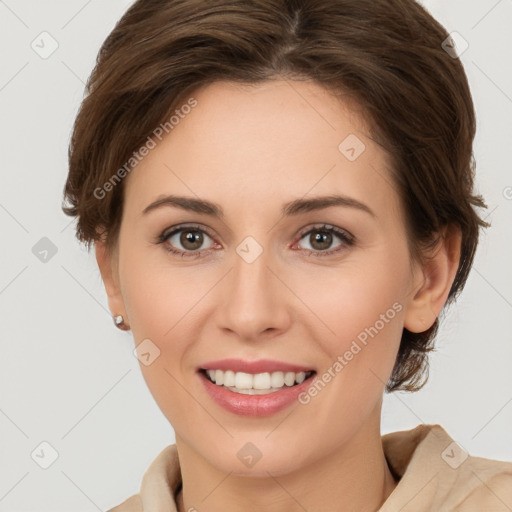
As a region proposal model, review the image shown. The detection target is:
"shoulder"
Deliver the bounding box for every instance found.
[106,494,142,512]
[381,424,512,511]
[454,452,512,510]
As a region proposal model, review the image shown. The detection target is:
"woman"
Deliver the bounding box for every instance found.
[62,0,512,510]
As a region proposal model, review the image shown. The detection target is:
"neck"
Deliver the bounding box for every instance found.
[175,408,398,512]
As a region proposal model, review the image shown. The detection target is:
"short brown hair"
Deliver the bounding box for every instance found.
[62,0,490,392]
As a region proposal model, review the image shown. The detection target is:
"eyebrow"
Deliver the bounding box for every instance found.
[141,194,376,219]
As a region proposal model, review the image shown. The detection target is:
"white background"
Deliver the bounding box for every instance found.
[0,1,511,510]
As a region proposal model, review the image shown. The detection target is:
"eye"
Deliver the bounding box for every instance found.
[156,223,354,259]
[157,224,218,258]
[295,224,354,257]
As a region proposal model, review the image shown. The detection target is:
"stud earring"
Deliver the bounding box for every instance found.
[113,314,130,331]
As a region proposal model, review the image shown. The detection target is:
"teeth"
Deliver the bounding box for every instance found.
[284,372,295,386]
[271,371,284,388]
[204,369,312,392]
[235,371,253,389]
[223,370,235,387]
[253,372,271,389]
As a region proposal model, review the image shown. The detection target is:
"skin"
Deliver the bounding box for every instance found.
[96,79,461,512]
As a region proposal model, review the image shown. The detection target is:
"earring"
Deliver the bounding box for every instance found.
[113,314,130,331]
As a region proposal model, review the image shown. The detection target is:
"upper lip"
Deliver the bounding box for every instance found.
[199,358,315,374]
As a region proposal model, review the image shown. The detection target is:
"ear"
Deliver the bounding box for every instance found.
[95,238,127,323]
[404,224,462,333]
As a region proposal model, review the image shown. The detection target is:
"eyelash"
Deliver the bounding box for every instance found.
[156,223,355,259]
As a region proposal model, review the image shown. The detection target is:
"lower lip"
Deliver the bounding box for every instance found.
[198,370,316,417]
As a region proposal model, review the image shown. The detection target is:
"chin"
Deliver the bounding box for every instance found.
[195,436,311,478]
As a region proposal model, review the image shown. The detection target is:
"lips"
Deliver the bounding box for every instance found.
[197,358,317,416]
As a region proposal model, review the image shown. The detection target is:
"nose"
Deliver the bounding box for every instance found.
[215,244,292,342]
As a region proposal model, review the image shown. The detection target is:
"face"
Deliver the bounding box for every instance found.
[101,79,429,476]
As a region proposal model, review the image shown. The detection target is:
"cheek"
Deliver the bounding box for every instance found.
[294,250,409,415]
[293,261,407,442]
[119,239,183,338]
[118,247,204,402]
[121,266,194,428]
[301,255,407,351]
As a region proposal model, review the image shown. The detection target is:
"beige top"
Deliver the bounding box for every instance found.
[107,424,512,512]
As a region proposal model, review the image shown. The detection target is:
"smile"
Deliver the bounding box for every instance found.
[197,359,317,416]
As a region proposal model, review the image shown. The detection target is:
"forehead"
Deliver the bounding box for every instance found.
[124,79,400,223]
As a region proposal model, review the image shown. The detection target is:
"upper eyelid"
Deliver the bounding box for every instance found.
[297,223,352,239]
[162,223,215,237]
